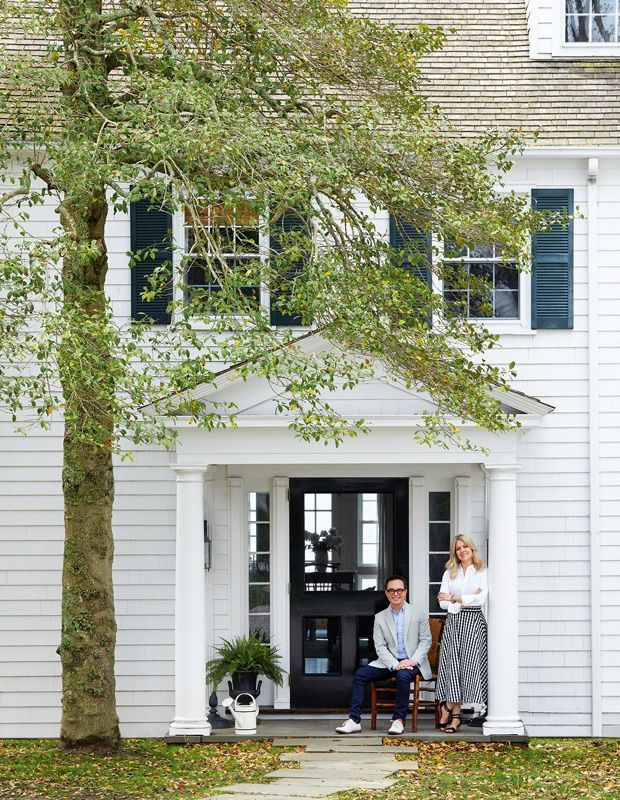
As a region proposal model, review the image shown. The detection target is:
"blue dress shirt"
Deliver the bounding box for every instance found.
[390,606,408,660]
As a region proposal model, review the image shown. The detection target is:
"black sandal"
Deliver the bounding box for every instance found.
[438,702,452,731]
[445,714,461,734]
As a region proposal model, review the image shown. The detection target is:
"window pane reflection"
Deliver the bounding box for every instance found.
[565,1,619,42]
[303,492,393,592]
[303,617,341,674]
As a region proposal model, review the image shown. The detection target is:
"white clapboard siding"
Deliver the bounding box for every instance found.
[2,155,620,737]
[595,162,620,736]
[0,398,176,737]
[491,160,594,734]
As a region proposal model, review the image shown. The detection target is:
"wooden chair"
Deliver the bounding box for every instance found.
[370,616,444,732]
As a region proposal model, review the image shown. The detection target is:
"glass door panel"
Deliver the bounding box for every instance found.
[289,478,408,708]
[303,492,393,592]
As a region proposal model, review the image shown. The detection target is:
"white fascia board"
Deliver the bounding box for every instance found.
[521,147,620,158]
[161,412,545,430]
[489,387,554,416]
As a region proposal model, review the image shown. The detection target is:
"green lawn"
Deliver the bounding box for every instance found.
[0,738,617,800]
[339,739,619,800]
[0,738,286,799]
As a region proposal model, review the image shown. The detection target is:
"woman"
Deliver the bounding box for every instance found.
[436,535,488,733]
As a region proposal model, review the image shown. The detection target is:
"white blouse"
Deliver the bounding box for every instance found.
[439,565,488,614]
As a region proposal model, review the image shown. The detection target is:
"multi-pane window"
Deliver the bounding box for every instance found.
[428,492,451,617]
[565,0,619,42]
[360,494,379,566]
[304,493,334,571]
[443,243,519,320]
[248,492,270,637]
[185,204,261,309]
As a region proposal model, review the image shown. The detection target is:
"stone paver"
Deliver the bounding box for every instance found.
[271,736,384,746]
[266,767,399,778]
[213,783,339,800]
[213,792,335,799]
[278,751,401,763]
[303,742,412,753]
[213,735,417,798]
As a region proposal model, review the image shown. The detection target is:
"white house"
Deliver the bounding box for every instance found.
[1,0,619,739]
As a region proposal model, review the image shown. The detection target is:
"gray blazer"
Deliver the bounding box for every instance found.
[369,603,432,680]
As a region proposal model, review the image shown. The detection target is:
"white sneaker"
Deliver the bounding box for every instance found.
[335,718,362,734]
[388,718,405,735]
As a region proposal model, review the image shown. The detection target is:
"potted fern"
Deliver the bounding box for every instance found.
[205,633,285,701]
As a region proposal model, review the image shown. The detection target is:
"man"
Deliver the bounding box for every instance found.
[335,575,432,735]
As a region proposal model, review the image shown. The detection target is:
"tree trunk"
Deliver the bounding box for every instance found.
[58,188,120,749]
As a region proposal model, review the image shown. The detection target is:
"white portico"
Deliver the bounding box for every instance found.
[164,354,552,739]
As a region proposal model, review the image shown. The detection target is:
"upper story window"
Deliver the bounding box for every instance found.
[442,243,519,321]
[530,0,620,57]
[184,203,262,309]
[565,0,619,42]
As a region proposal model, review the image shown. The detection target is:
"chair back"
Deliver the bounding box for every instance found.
[427,617,445,673]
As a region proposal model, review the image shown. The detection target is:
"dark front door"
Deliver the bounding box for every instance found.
[289,478,409,709]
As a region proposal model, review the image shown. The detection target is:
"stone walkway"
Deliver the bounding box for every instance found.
[212,735,417,799]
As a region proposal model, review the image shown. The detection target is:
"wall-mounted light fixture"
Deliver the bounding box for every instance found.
[204,520,211,570]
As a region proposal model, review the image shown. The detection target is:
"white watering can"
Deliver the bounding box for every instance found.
[221,693,259,735]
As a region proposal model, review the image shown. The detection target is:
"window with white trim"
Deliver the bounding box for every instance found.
[184,203,262,309]
[548,0,620,56]
[565,0,619,42]
[442,242,519,320]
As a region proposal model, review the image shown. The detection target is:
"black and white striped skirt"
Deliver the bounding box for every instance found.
[436,607,488,706]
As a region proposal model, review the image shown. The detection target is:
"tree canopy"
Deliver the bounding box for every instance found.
[1,0,540,450]
[0,0,541,748]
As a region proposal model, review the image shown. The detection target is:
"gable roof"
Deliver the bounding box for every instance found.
[155,331,554,420]
[350,0,620,146]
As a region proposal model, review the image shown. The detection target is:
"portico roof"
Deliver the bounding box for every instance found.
[156,331,554,422]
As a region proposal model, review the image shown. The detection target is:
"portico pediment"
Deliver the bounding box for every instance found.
[192,373,550,421]
[164,334,554,423]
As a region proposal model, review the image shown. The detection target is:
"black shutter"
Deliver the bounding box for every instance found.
[269,210,307,326]
[531,189,574,330]
[389,214,432,286]
[389,214,433,325]
[130,198,173,324]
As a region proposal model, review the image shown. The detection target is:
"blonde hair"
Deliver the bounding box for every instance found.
[445,535,484,578]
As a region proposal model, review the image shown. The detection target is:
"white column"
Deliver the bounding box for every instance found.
[168,466,211,737]
[483,464,525,736]
[272,477,291,709]
[409,476,427,611]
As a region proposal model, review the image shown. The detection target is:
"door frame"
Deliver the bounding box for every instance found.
[288,477,409,709]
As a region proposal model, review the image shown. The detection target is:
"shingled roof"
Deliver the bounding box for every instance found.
[3,2,619,146]
[351,0,620,146]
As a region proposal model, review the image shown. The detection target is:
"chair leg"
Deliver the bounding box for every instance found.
[412,675,420,732]
[434,698,441,729]
[370,685,377,730]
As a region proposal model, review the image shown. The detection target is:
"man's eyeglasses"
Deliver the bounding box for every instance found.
[385,588,406,595]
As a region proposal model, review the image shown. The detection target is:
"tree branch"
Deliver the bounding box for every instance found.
[29,163,59,191]
[0,186,28,207]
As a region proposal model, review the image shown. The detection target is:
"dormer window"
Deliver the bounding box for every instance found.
[565,0,619,43]
[528,0,620,59]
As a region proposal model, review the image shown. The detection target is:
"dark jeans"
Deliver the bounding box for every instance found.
[348,664,422,723]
